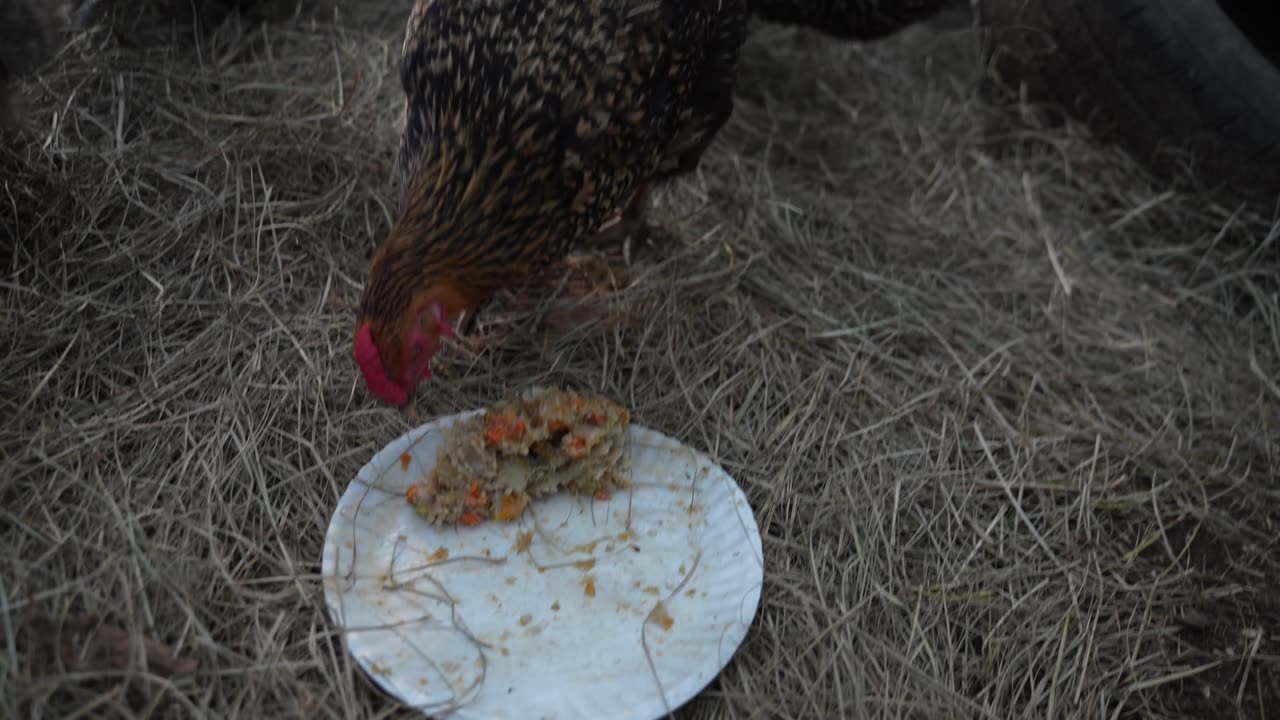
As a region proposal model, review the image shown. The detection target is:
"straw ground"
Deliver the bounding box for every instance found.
[3,2,1279,718]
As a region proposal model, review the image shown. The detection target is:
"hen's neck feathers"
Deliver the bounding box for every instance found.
[363,136,554,324]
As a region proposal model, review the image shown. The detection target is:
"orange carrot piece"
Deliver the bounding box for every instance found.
[406,485,418,505]
[460,511,483,526]
[485,410,528,446]
[462,481,487,509]
[593,489,611,502]
[485,424,505,446]
[494,493,528,522]
[400,453,412,470]
[564,434,588,460]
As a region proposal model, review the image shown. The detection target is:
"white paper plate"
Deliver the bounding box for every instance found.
[321,411,764,719]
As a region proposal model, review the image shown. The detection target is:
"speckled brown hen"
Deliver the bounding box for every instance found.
[355,0,749,407]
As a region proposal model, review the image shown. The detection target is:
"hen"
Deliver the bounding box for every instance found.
[355,0,749,406]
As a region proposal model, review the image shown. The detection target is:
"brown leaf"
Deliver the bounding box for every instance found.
[27,607,198,689]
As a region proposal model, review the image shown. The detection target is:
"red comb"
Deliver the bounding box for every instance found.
[354,323,408,406]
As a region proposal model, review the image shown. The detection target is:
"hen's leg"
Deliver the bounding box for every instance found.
[586,181,654,267]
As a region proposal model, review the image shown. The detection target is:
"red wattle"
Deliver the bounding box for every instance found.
[354,323,409,406]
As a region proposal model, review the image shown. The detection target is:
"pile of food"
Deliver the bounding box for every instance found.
[406,387,632,526]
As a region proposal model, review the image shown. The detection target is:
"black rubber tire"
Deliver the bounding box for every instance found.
[976,0,1280,209]
[748,0,952,41]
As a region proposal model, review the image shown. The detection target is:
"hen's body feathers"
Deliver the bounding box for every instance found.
[366,0,746,310]
[355,0,748,405]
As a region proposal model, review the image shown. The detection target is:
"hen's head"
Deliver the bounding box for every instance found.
[355,218,476,407]
[354,296,455,407]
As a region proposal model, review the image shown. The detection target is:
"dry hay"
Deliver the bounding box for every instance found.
[3,2,1280,718]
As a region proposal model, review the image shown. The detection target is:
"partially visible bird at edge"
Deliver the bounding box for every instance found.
[354,0,750,407]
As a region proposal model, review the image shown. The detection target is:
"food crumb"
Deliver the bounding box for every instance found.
[428,546,449,562]
[648,602,675,632]
[583,576,596,598]
[371,661,392,676]
[686,588,697,598]
[505,576,517,585]
[514,531,533,552]
[418,678,429,686]
[500,647,509,657]
[400,453,412,470]
[551,601,561,611]
[574,558,596,571]
[519,614,533,627]
[643,585,660,595]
